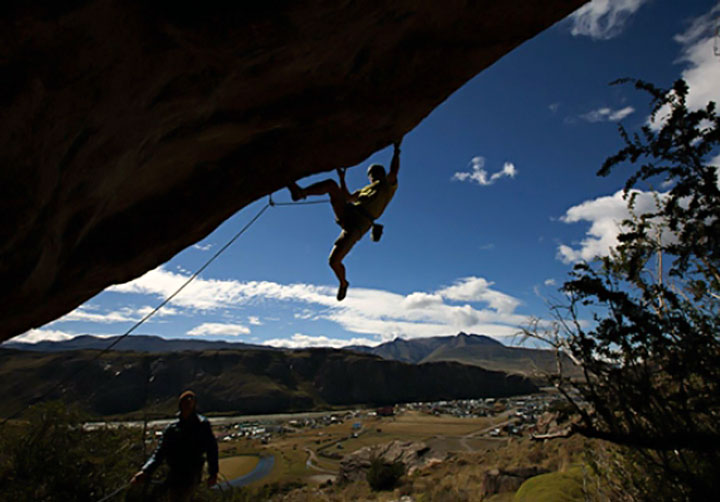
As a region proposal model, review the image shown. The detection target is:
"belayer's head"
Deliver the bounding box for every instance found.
[178,389,197,418]
[367,163,386,182]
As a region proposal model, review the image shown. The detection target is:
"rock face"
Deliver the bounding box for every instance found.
[0,1,586,341]
[338,440,445,484]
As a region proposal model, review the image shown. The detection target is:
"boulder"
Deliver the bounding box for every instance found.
[0,1,587,342]
[338,440,445,483]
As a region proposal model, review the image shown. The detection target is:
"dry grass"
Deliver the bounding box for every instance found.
[214,411,591,501]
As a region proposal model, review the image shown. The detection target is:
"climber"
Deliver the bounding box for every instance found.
[130,390,218,502]
[288,138,402,301]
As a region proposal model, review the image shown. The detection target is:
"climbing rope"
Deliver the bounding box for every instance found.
[96,482,130,502]
[2,191,330,425]
[2,191,328,424]
[268,193,329,206]
[0,190,332,502]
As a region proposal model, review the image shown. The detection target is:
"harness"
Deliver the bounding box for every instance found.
[349,203,384,242]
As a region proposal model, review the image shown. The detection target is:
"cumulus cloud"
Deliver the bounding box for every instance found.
[452,157,517,186]
[108,267,529,343]
[109,267,337,311]
[568,0,649,40]
[579,106,635,123]
[187,322,251,337]
[263,333,381,349]
[248,316,263,326]
[436,277,521,314]
[10,329,76,343]
[557,189,669,263]
[649,3,720,129]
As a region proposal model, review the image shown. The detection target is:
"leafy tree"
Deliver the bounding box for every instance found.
[526,79,720,500]
[0,401,137,502]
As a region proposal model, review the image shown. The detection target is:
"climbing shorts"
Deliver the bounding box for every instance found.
[334,204,370,251]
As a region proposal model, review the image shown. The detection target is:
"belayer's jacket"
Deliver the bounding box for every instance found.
[142,412,219,479]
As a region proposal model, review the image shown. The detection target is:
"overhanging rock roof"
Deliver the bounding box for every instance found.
[0,1,587,342]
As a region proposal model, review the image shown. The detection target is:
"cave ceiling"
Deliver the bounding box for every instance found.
[0,1,587,342]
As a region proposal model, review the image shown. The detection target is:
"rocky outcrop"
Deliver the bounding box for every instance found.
[338,440,445,483]
[0,1,586,342]
[480,467,550,499]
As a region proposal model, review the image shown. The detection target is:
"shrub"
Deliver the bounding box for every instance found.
[366,456,405,491]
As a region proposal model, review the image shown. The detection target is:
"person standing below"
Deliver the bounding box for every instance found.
[288,139,402,301]
[131,390,218,502]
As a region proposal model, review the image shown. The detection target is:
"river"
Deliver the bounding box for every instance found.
[218,455,275,488]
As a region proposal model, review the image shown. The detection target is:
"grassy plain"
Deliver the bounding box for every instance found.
[217,410,509,489]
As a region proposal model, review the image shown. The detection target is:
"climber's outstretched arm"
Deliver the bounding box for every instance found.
[388,139,402,185]
[337,168,357,202]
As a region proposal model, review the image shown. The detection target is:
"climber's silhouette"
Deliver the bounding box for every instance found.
[288,139,402,301]
[131,390,218,502]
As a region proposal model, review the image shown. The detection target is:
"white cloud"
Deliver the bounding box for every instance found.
[134,305,179,318]
[187,322,251,337]
[568,0,649,40]
[248,316,263,326]
[544,279,557,287]
[60,306,135,324]
[452,157,517,186]
[109,267,337,311]
[579,106,635,123]
[557,189,669,263]
[436,277,521,314]
[263,333,381,349]
[51,304,178,325]
[402,292,444,309]
[650,3,720,128]
[11,329,76,343]
[108,267,529,344]
[193,243,213,251]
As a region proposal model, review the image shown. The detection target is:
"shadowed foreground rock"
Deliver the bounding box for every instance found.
[0,1,586,341]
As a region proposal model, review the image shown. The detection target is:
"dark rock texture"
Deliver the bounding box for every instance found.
[0,1,586,341]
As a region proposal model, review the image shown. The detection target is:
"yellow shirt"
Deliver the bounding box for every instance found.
[353,178,398,220]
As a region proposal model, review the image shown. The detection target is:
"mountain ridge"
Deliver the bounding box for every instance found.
[347,332,581,378]
[2,334,272,353]
[0,347,538,418]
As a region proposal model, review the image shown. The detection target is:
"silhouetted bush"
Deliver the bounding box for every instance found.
[366,457,405,491]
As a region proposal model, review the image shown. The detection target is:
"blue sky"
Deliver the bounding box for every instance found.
[15,0,720,348]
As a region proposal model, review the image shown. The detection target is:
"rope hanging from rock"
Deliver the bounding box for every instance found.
[2,192,320,425]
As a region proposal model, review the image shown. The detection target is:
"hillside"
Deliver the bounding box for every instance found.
[0,347,537,418]
[348,332,582,378]
[2,334,271,353]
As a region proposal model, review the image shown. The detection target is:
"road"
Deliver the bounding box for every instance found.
[304,448,335,473]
